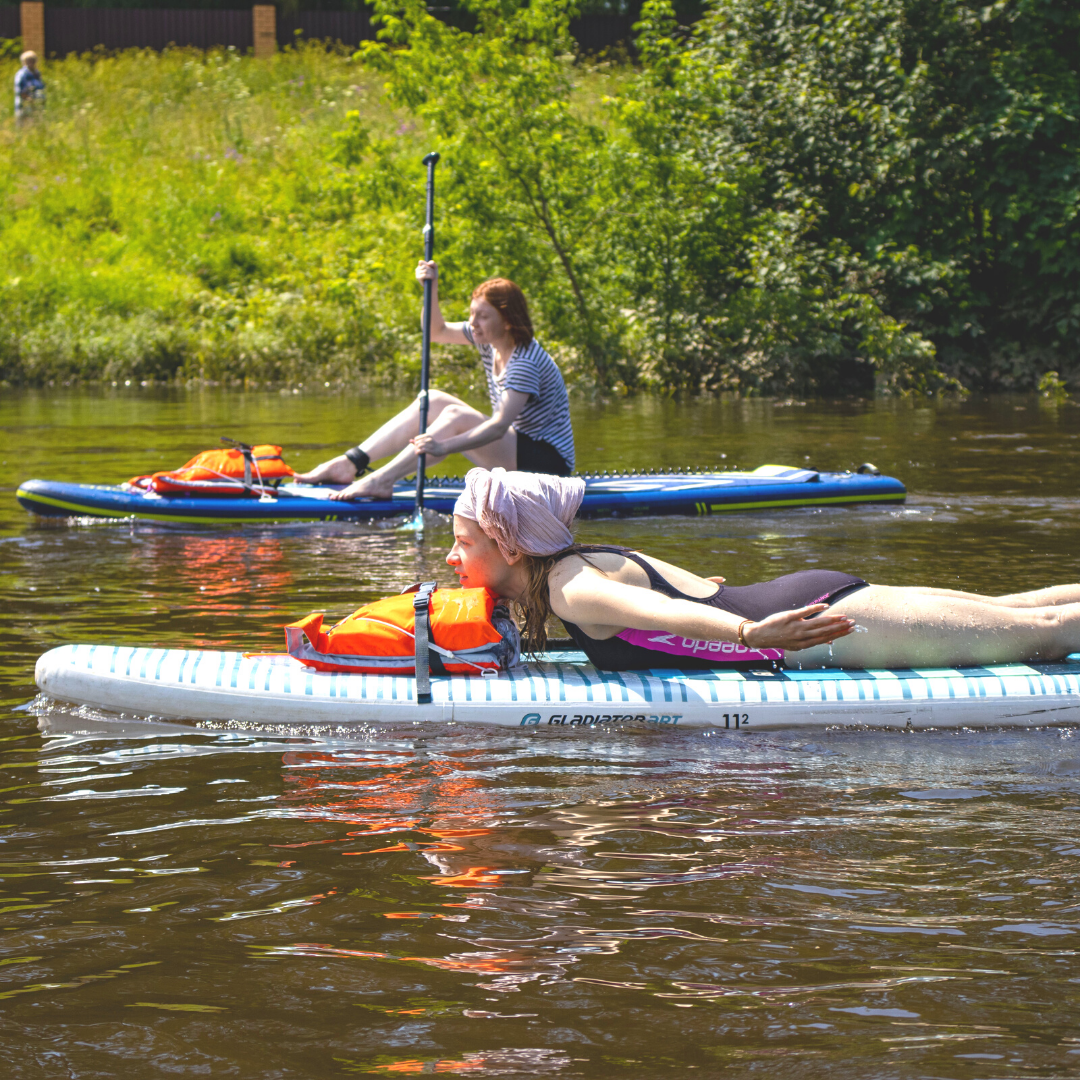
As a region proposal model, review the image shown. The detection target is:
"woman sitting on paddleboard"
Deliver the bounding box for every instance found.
[447,468,1080,670]
[296,263,574,501]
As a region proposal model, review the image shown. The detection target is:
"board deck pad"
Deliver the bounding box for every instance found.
[35,644,1080,731]
[17,466,906,524]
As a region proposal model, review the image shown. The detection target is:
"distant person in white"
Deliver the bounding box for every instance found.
[297,262,575,501]
[14,51,45,123]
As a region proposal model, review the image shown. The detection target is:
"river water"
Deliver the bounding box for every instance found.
[2,387,1079,1078]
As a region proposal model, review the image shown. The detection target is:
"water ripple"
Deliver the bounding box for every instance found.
[5,391,1080,1075]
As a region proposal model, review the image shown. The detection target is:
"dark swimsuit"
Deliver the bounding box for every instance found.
[553,545,868,671]
[515,431,572,477]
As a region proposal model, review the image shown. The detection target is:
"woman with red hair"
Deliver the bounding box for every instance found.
[297,262,575,500]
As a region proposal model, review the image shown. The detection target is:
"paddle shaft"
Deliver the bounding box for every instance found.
[414,152,440,518]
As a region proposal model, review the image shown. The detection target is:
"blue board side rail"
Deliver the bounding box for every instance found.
[16,466,906,524]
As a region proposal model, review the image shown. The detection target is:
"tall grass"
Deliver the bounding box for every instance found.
[0,44,451,387]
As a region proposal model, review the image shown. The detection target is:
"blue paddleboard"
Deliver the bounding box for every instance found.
[16,466,905,524]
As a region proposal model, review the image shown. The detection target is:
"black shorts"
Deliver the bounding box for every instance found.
[515,431,572,476]
[711,571,869,622]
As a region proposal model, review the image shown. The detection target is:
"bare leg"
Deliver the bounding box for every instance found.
[790,585,1080,669]
[890,584,1080,608]
[330,410,518,500]
[295,391,476,485]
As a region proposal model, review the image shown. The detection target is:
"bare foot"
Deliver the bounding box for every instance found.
[295,455,358,485]
[329,471,397,501]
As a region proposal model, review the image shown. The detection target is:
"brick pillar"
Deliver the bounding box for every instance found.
[253,5,277,58]
[20,2,45,57]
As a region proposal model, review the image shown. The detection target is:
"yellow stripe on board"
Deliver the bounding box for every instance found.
[18,490,131,519]
[706,493,906,513]
[16,489,355,525]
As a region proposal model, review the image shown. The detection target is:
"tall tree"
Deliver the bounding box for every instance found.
[359,0,627,386]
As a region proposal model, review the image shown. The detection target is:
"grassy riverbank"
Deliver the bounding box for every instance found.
[3,0,1077,395]
[0,43,508,391]
[0,35,933,397]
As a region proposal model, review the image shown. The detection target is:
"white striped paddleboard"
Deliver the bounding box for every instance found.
[34,644,1080,731]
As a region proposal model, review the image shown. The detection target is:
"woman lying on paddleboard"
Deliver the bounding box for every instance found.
[296,264,574,501]
[447,468,1080,670]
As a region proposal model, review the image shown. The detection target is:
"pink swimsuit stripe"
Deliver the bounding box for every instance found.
[616,629,783,663]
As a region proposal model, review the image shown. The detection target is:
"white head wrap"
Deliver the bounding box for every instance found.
[453,467,585,560]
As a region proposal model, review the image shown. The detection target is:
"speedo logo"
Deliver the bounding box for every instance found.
[645,633,757,655]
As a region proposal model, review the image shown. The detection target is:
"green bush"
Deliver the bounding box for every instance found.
[687,0,1080,390]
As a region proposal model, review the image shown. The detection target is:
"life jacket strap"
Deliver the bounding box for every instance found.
[220,436,256,494]
[412,581,438,703]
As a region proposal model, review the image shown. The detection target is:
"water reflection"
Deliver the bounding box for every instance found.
[2,708,1078,1073]
[133,533,296,610]
[5,389,1080,1075]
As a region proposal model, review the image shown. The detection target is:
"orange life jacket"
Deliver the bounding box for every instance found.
[284,584,520,678]
[128,445,294,497]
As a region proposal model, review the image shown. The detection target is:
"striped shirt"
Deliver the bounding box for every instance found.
[462,324,575,470]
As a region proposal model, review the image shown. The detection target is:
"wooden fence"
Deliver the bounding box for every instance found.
[0,8,20,39]
[6,4,634,58]
[45,9,255,55]
[278,10,373,49]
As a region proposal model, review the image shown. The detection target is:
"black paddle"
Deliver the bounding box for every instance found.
[408,151,440,532]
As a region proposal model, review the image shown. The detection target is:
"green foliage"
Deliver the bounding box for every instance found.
[689,0,1080,390]
[1038,369,1067,400]
[2,0,1073,395]
[606,0,941,393]
[0,43,428,387]
[359,0,631,387]
[353,0,943,393]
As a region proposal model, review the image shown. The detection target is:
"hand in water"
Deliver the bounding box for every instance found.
[743,604,855,652]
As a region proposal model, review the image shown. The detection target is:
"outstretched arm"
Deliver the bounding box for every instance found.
[549,563,854,652]
[417,261,470,345]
